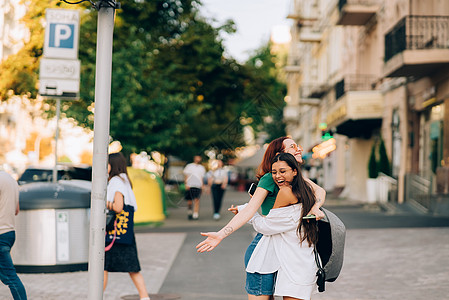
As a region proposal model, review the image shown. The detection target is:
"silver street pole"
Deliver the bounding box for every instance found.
[53,98,61,183]
[87,5,115,300]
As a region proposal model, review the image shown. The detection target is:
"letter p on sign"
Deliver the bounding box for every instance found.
[43,9,79,59]
[49,24,74,48]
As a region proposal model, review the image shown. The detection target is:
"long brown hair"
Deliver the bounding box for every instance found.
[272,153,318,246]
[256,136,289,179]
[108,152,133,188]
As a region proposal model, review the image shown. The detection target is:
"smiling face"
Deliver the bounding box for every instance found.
[271,160,297,187]
[282,139,303,163]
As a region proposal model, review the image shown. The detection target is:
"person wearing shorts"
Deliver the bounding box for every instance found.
[183,155,206,220]
[243,171,279,296]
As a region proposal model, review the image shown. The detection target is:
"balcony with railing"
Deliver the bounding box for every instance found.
[284,105,301,121]
[384,15,449,77]
[335,74,377,100]
[287,0,301,20]
[336,0,379,26]
[299,27,322,43]
[299,83,328,105]
[287,0,319,27]
[284,55,301,73]
[326,74,383,138]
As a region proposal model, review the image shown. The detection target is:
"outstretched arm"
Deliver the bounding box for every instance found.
[196,187,268,252]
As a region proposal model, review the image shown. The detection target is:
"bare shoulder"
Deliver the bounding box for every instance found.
[278,186,294,196]
[273,186,297,208]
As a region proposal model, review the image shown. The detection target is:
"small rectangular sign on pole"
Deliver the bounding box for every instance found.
[40,9,80,100]
[39,58,80,99]
[44,9,80,60]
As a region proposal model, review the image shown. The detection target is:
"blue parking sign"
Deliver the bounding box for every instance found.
[49,24,75,49]
[44,9,79,59]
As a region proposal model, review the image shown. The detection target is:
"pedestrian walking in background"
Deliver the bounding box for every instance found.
[197,137,326,300]
[104,152,150,300]
[183,155,206,220]
[0,171,27,300]
[207,159,228,220]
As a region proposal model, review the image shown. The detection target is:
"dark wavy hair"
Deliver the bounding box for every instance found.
[272,153,318,246]
[108,152,133,188]
[256,136,289,179]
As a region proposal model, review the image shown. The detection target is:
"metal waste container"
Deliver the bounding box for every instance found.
[11,181,90,273]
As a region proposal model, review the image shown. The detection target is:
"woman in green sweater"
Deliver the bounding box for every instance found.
[197,137,326,299]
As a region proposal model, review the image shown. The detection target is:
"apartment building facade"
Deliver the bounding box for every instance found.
[0,0,28,172]
[285,0,449,210]
[0,0,27,59]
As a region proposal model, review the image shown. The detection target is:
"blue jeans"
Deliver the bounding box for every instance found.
[244,233,276,296]
[0,231,27,300]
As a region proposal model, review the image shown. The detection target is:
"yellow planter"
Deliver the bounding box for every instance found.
[127,167,165,223]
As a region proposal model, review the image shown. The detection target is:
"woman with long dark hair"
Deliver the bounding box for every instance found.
[197,137,326,299]
[104,152,150,300]
[239,153,318,299]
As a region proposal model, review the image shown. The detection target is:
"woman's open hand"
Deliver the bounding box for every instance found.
[196,232,223,253]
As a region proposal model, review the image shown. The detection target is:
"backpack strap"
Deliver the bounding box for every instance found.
[313,245,326,293]
[314,247,326,292]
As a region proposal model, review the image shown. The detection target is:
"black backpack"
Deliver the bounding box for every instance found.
[314,207,346,292]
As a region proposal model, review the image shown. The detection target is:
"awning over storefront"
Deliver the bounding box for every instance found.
[326,90,383,138]
[335,118,382,138]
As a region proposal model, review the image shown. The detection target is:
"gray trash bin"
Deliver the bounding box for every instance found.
[12,181,91,273]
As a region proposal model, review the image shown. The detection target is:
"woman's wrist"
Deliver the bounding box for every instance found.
[218,228,232,239]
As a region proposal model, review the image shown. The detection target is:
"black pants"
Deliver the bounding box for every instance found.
[211,184,225,214]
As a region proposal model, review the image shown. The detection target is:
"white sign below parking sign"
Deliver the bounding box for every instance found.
[44,9,80,59]
[39,58,80,99]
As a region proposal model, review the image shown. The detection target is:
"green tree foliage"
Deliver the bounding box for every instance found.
[368,142,378,178]
[1,0,287,161]
[377,138,391,176]
[244,43,287,142]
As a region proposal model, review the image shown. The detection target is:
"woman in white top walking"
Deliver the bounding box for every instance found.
[239,152,319,300]
[104,152,150,300]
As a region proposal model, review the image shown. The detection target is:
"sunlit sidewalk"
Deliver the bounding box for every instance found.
[0,233,185,300]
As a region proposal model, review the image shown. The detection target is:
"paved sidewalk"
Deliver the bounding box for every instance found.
[0,233,185,300]
[1,189,449,299]
[312,227,449,300]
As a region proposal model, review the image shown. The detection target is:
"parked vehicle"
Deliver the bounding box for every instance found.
[17,165,92,185]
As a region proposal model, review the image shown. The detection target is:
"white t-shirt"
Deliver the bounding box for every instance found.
[183,163,206,188]
[208,168,227,185]
[107,174,138,211]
